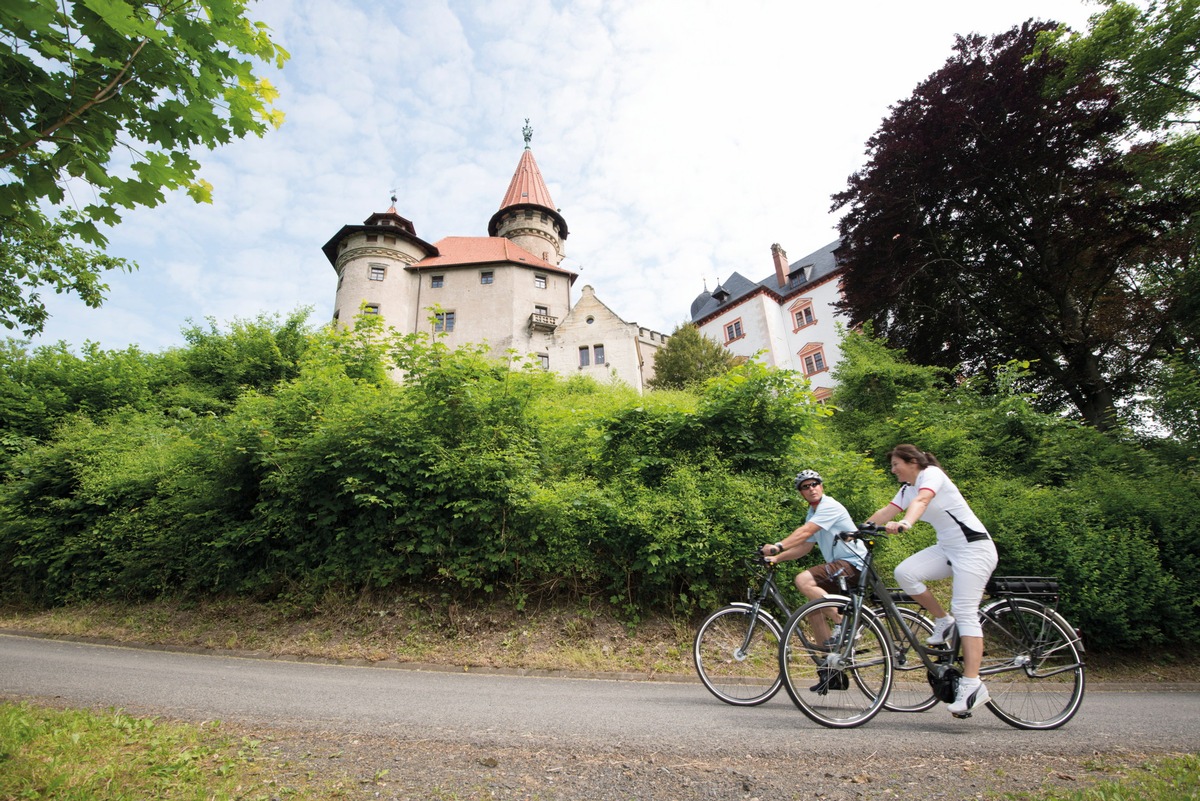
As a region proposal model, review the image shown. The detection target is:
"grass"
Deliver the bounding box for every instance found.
[1,701,1197,801]
[1002,754,1200,800]
[0,701,343,800]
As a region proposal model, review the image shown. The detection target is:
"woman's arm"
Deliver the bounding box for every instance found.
[887,489,933,533]
[865,503,900,527]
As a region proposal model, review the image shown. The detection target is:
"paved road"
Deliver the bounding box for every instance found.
[3,633,1197,759]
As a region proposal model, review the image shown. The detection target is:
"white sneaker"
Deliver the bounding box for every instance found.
[947,679,990,717]
[822,623,863,648]
[926,615,956,646]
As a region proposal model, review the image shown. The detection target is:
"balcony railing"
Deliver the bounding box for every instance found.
[529,312,557,332]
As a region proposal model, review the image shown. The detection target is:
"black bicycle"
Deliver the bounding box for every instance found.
[694,550,936,711]
[693,552,790,705]
[778,523,1086,729]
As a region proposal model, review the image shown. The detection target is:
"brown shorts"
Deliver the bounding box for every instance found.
[807,560,861,594]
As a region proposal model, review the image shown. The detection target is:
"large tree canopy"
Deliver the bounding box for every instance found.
[0,0,288,334]
[832,20,1198,431]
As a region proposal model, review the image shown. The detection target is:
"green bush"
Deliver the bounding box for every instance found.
[1,319,1198,651]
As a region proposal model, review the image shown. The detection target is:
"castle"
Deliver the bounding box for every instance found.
[322,125,669,391]
[323,125,849,396]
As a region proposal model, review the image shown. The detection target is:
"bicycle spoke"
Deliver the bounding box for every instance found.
[780,599,891,728]
[694,606,783,706]
[979,600,1085,730]
[883,607,938,713]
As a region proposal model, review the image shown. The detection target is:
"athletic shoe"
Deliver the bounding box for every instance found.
[947,679,990,717]
[926,615,956,646]
[822,623,864,649]
[810,668,850,693]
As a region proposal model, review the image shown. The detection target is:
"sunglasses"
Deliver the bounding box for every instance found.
[798,482,821,491]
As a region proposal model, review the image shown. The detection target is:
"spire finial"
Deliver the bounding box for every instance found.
[522,118,532,149]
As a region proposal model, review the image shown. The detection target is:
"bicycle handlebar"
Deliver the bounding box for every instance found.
[837,522,890,542]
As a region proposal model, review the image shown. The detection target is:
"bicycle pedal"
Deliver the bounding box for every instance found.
[951,711,972,719]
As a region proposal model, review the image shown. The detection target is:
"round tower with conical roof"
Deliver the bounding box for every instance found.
[488,121,568,265]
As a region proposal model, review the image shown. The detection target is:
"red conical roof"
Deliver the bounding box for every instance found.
[498,147,557,211]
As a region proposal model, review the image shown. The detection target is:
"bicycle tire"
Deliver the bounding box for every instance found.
[978,598,1086,730]
[880,607,939,713]
[779,598,892,728]
[693,604,784,706]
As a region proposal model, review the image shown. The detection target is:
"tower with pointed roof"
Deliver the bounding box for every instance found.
[322,125,668,391]
[488,121,568,266]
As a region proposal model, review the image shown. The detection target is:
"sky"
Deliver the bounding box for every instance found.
[29,0,1100,353]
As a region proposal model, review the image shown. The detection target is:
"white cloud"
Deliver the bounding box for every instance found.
[26,0,1097,351]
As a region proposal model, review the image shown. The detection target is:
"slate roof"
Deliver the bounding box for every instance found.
[689,238,843,323]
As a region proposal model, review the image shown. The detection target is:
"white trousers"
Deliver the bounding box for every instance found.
[893,539,998,638]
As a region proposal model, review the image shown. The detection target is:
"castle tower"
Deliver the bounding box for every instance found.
[322,201,438,329]
[487,121,569,265]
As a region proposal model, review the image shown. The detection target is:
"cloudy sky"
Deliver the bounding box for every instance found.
[30,0,1098,353]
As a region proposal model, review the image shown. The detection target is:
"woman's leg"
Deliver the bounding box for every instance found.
[944,540,998,679]
[893,545,953,618]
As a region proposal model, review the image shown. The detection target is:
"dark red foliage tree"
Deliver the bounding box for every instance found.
[832,20,1197,431]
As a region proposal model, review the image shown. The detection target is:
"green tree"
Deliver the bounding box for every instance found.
[646,323,737,390]
[0,0,289,334]
[1038,0,1200,135]
[1038,0,1200,444]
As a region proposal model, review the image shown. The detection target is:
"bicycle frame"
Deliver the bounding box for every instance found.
[834,538,958,683]
[832,533,1086,683]
[729,560,792,656]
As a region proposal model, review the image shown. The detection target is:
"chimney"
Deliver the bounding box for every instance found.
[771,243,788,288]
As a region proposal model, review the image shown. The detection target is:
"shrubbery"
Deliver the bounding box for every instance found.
[0,319,1197,651]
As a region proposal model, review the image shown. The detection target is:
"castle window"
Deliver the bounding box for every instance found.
[363,303,380,315]
[538,353,550,370]
[481,271,494,285]
[535,274,547,289]
[578,346,591,367]
[535,304,549,315]
[593,344,605,365]
[369,263,386,281]
[431,275,444,288]
[799,343,828,376]
[435,311,456,332]
[724,319,745,343]
[384,235,396,245]
[366,234,377,243]
[791,299,816,331]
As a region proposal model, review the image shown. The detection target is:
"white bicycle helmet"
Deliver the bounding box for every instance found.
[794,469,823,490]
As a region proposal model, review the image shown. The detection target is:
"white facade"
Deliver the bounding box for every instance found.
[691,241,848,400]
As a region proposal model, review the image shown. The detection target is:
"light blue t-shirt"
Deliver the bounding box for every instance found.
[805,495,867,569]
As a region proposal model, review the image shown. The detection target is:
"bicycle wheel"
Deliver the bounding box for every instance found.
[880,607,939,713]
[693,605,784,705]
[779,598,892,728]
[979,599,1086,730]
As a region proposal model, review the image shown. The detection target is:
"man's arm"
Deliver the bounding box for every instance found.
[762,522,818,562]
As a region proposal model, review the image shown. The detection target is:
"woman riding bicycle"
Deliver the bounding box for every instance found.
[864,444,998,717]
